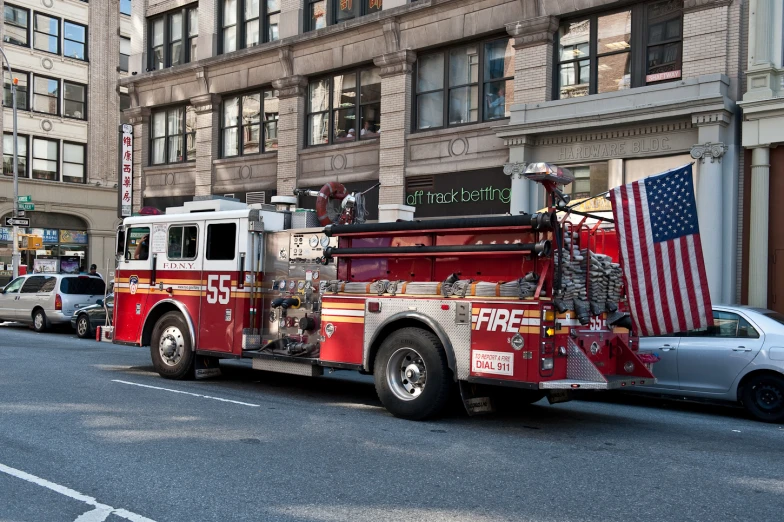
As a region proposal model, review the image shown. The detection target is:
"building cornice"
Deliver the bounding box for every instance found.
[506,16,559,49]
[683,0,733,13]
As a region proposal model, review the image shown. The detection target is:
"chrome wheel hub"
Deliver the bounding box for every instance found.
[34,314,43,329]
[386,348,427,401]
[77,317,88,335]
[159,326,184,366]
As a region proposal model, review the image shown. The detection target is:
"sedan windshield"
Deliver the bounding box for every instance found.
[763,312,784,326]
[60,277,106,295]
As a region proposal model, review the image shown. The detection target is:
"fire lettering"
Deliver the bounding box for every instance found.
[472,307,535,333]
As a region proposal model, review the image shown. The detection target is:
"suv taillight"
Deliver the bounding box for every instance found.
[55,294,62,311]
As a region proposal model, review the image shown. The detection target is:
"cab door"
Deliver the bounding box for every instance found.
[638,335,681,390]
[198,219,239,352]
[114,225,152,344]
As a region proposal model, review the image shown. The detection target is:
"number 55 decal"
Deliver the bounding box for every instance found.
[206,274,231,304]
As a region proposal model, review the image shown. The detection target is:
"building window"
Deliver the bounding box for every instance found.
[3,71,29,111]
[148,5,196,71]
[307,66,381,146]
[306,0,381,32]
[63,81,86,120]
[3,4,30,47]
[32,137,59,181]
[33,76,59,115]
[3,133,28,178]
[64,21,87,60]
[415,37,514,130]
[188,8,198,61]
[167,226,198,259]
[62,142,86,184]
[120,36,130,71]
[33,13,59,54]
[221,89,279,157]
[221,0,279,54]
[556,1,682,100]
[120,0,131,16]
[150,106,196,165]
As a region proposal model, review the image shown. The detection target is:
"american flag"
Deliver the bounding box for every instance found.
[610,164,713,337]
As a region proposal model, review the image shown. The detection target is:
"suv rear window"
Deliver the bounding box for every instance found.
[60,277,106,295]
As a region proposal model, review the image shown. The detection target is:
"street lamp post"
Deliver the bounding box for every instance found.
[0,46,20,279]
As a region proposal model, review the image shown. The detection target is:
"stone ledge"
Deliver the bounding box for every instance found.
[212,152,278,166]
[409,119,507,141]
[142,162,197,175]
[300,138,381,157]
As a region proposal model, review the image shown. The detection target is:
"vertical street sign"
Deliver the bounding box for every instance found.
[120,124,133,217]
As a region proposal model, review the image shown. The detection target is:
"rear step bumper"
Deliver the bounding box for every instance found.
[539,375,655,390]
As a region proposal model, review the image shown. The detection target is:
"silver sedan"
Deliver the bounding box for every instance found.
[634,305,784,422]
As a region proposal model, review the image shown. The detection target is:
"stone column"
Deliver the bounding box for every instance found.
[690,141,728,302]
[125,107,151,213]
[197,0,218,60]
[506,16,559,104]
[190,94,221,198]
[129,0,147,75]
[271,75,308,196]
[748,146,771,308]
[373,49,416,214]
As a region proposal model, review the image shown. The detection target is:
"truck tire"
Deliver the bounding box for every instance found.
[373,327,452,420]
[741,373,784,423]
[76,314,93,339]
[32,309,48,333]
[150,312,194,380]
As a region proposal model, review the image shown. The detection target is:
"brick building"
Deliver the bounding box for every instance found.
[121,0,748,304]
[0,0,130,281]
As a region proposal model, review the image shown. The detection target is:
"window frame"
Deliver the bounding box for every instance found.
[120,36,131,72]
[220,87,280,158]
[31,136,60,182]
[62,141,87,184]
[120,0,132,16]
[305,0,381,32]
[219,0,279,55]
[306,65,382,147]
[63,19,88,61]
[149,105,196,165]
[3,70,29,111]
[3,132,29,179]
[147,5,197,71]
[206,223,237,261]
[167,224,199,260]
[32,74,60,116]
[3,3,31,48]
[553,1,683,100]
[413,35,514,132]
[32,12,61,55]
[63,80,87,120]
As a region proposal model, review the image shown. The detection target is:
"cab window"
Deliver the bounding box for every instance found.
[126,227,150,260]
[168,225,198,260]
[206,223,236,261]
[2,277,25,293]
[686,311,760,339]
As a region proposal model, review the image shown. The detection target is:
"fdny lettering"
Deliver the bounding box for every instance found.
[473,308,526,333]
[162,262,196,270]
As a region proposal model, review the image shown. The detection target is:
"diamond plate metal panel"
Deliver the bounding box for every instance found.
[362,298,473,380]
[565,337,607,383]
[252,358,323,376]
[292,211,320,228]
[242,329,261,350]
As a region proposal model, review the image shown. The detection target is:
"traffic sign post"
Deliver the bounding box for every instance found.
[5,217,30,227]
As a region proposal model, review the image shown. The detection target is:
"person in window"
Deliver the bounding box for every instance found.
[487,85,506,119]
[346,128,355,139]
[360,121,378,138]
[134,234,149,260]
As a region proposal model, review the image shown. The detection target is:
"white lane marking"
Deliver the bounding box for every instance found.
[112,379,261,407]
[0,462,156,522]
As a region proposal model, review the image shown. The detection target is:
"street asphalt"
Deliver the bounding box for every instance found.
[1,323,783,522]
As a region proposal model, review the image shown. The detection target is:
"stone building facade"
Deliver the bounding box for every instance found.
[121,0,748,304]
[0,0,129,281]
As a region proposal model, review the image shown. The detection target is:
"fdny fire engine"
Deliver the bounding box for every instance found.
[111,163,655,420]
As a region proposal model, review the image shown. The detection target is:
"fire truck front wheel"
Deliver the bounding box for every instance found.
[373,328,452,420]
[150,312,194,379]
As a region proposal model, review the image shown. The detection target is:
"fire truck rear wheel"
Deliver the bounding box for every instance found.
[151,312,194,380]
[373,327,452,420]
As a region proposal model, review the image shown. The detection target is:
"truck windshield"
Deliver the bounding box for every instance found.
[60,277,106,295]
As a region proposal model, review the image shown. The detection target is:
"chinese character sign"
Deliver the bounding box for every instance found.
[120,124,133,217]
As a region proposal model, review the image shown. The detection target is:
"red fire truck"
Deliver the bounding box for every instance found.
[111,163,655,420]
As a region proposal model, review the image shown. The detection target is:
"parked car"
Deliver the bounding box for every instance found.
[0,274,106,332]
[71,282,114,339]
[633,305,784,422]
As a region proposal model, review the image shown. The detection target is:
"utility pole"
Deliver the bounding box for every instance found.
[0,47,20,278]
